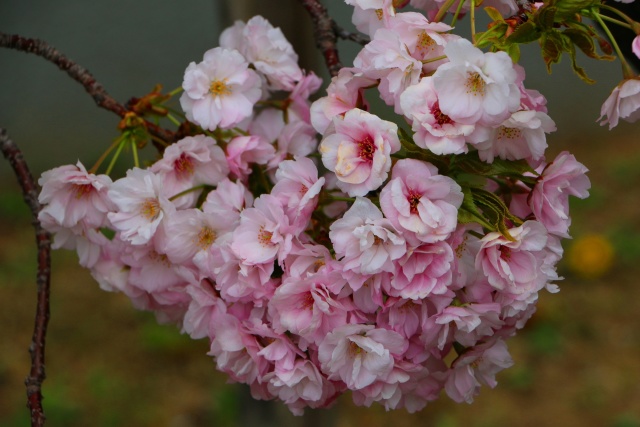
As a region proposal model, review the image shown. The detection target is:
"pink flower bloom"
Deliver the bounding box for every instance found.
[220,16,303,91]
[354,29,422,113]
[436,303,503,347]
[599,78,640,129]
[201,178,253,234]
[269,271,350,347]
[345,0,396,36]
[231,194,293,266]
[38,161,113,229]
[149,135,228,207]
[225,135,276,181]
[107,168,175,245]
[634,35,640,60]
[475,220,552,295]
[329,197,406,275]
[318,324,407,390]
[444,338,513,403]
[386,12,453,73]
[180,47,261,130]
[469,110,556,164]
[389,241,455,299]
[265,360,334,414]
[433,39,520,126]
[182,279,226,339]
[319,109,400,196]
[400,77,475,155]
[271,157,325,233]
[380,159,463,244]
[529,151,590,237]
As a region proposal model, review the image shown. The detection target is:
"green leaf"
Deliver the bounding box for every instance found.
[458,188,496,231]
[534,5,557,30]
[484,6,505,22]
[471,188,524,240]
[506,21,542,44]
[554,0,599,20]
[506,43,521,62]
[540,32,563,73]
[564,27,614,61]
[452,151,535,178]
[565,38,595,83]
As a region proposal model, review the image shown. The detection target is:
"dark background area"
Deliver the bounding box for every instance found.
[1,1,640,426]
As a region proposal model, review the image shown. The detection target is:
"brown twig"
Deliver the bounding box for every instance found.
[0,128,52,427]
[333,22,370,46]
[0,31,175,144]
[297,0,343,77]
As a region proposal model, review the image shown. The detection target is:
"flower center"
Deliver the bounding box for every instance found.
[416,31,436,53]
[196,226,217,250]
[258,226,273,247]
[73,184,94,199]
[499,246,511,261]
[348,340,363,357]
[455,235,468,259]
[140,198,161,221]
[430,101,454,127]
[375,9,384,20]
[408,191,421,214]
[497,127,522,140]
[465,72,486,96]
[301,292,315,310]
[209,79,231,97]
[358,135,376,162]
[174,153,195,178]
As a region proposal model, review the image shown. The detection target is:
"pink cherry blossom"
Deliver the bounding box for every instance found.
[345,0,396,36]
[329,197,406,275]
[225,135,276,181]
[107,168,175,245]
[634,35,640,59]
[38,161,113,230]
[318,324,407,390]
[180,47,261,130]
[380,159,463,244]
[468,110,556,164]
[220,16,303,91]
[433,38,520,126]
[319,109,400,196]
[310,67,375,134]
[400,77,475,155]
[529,151,590,237]
[598,78,640,129]
[476,220,553,295]
[149,135,228,207]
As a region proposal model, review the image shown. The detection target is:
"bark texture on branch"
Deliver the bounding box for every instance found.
[0,128,52,427]
[297,0,343,77]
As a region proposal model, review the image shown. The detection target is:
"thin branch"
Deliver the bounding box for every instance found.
[0,128,52,427]
[333,21,370,45]
[297,0,343,77]
[0,32,175,144]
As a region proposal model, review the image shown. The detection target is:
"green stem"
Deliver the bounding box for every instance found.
[450,0,466,27]
[422,54,448,64]
[593,12,635,79]
[599,4,638,29]
[471,0,476,44]
[166,113,182,127]
[433,0,458,23]
[131,139,140,168]
[89,134,125,174]
[598,14,632,30]
[105,138,127,175]
[169,184,211,201]
[168,86,183,97]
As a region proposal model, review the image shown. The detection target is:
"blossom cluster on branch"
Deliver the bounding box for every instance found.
[35,0,640,415]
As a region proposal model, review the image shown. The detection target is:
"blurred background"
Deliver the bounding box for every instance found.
[1,1,640,426]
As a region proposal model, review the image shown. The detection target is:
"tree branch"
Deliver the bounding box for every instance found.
[297,0,343,77]
[0,128,52,427]
[0,32,175,145]
[333,21,370,46]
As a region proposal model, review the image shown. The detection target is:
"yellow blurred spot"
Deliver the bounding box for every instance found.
[567,234,615,279]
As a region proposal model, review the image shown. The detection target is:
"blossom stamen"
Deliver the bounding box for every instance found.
[139,198,161,221]
[174,153,195,178]
[465,72,486,96]
[258,226,274,247]
[73,184,94,199]
[497,127,522,140]
[195,226,217,250]
[209,79,231,97]
[358,135,376,162]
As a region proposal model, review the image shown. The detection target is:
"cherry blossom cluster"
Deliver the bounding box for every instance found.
[37,9,593,415]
